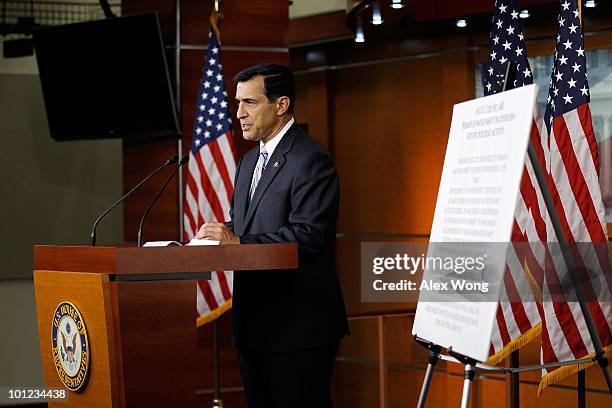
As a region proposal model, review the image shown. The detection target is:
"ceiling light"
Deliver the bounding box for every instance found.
[372,3,383,25]
[519,9,530,18]
[585,0,596,8]
[456,19,467,28]
[355,21,365,43]
[391,0,405,9]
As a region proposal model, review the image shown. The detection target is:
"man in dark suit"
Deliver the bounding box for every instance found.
[196,64,348,407]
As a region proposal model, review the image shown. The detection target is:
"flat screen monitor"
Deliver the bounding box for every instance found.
[33,13,180,141]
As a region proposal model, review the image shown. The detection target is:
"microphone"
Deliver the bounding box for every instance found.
[137,155,189,247]
[89,155,178,246]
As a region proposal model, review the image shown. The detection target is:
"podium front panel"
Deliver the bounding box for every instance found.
[34,270,118,407]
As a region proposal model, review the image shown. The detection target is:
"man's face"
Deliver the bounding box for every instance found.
[235,76,280,143]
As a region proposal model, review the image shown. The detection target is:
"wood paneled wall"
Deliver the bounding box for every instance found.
[292,9,612,408]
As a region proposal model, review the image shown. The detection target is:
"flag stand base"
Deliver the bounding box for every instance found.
[413,336,606,406]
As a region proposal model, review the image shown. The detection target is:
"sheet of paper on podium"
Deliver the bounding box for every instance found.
[412,84,538,362]
[143,241,183,247]
[142,239,220,247]
[187,238,220,246]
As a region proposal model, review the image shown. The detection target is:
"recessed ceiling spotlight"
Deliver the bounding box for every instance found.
[391,0,405,9]
[355,22,365,43]
[456,19,467,28]
[519,9,530,18]
[585,0,597,8]
[372,3,383,25]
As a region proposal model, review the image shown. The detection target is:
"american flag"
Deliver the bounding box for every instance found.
[482,0,545,366]
[183,25,237,326]
[538,0,612,392]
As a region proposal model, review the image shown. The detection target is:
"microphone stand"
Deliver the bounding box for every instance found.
[137,155,188,247]
[89,155,178,246]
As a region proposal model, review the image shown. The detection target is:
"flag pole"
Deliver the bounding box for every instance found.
[502,63,521,408]
[508,350,520,408]
[176,0,184,241]
[501,62,520,408]
[212,318,221,407]
[210,5,224,408]
[578,369,586,408]
[575,2,587,404]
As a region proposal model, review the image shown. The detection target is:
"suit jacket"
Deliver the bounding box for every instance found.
[227,123,349,353]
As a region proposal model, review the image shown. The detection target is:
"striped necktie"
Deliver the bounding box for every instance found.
[249,147,268,203]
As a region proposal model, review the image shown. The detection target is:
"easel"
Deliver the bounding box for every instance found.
[415,335,603,407]
[415,338,441,408]
[414,62,612,407]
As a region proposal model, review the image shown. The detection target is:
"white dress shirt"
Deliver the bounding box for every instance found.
[260,117,294,157]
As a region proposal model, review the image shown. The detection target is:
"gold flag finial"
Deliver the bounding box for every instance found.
[210,1,222,41]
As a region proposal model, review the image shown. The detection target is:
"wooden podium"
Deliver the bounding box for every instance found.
[33,243,297,407]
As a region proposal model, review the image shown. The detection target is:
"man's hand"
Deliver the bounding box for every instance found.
[196,222,240,245]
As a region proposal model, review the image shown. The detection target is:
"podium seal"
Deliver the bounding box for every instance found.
[51,301,90,392]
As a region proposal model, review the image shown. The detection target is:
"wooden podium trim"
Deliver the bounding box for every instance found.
[34,246,116,274]
[34,243,298,276]
[110,272,212,281]
[114,243,297,274]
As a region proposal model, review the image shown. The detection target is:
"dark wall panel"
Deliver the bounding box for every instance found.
[181,0,288,47]
[296,50,474,236]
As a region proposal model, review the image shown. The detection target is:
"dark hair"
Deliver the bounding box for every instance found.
[233,64,295,113]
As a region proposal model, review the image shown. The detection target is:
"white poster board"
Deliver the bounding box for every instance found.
[412,84,538,362]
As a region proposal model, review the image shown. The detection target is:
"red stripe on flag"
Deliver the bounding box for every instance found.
[183,207,196,241]
[224,130,238,162]
[511,220,526,241]
[552,117,606,242]
[543,249,590,359]
[198,280,219,310]
[216,271,232,300]
[541,247,558,368]
[496,305,512,346]
[185,176,200,233]
[504,268,532,334]
[524,243,544,288]
[552,300,589,359]
[546,162,576,243]
[568,251,612,347]
[590,301,612,349]
[520,166,547,241]
[184,184,198,229]
[543,245,590,359]
[541,315,558,369]
[577,104,600,176]
[530,120,547,171]
[208,138,234,205]
[194,151,225,222]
